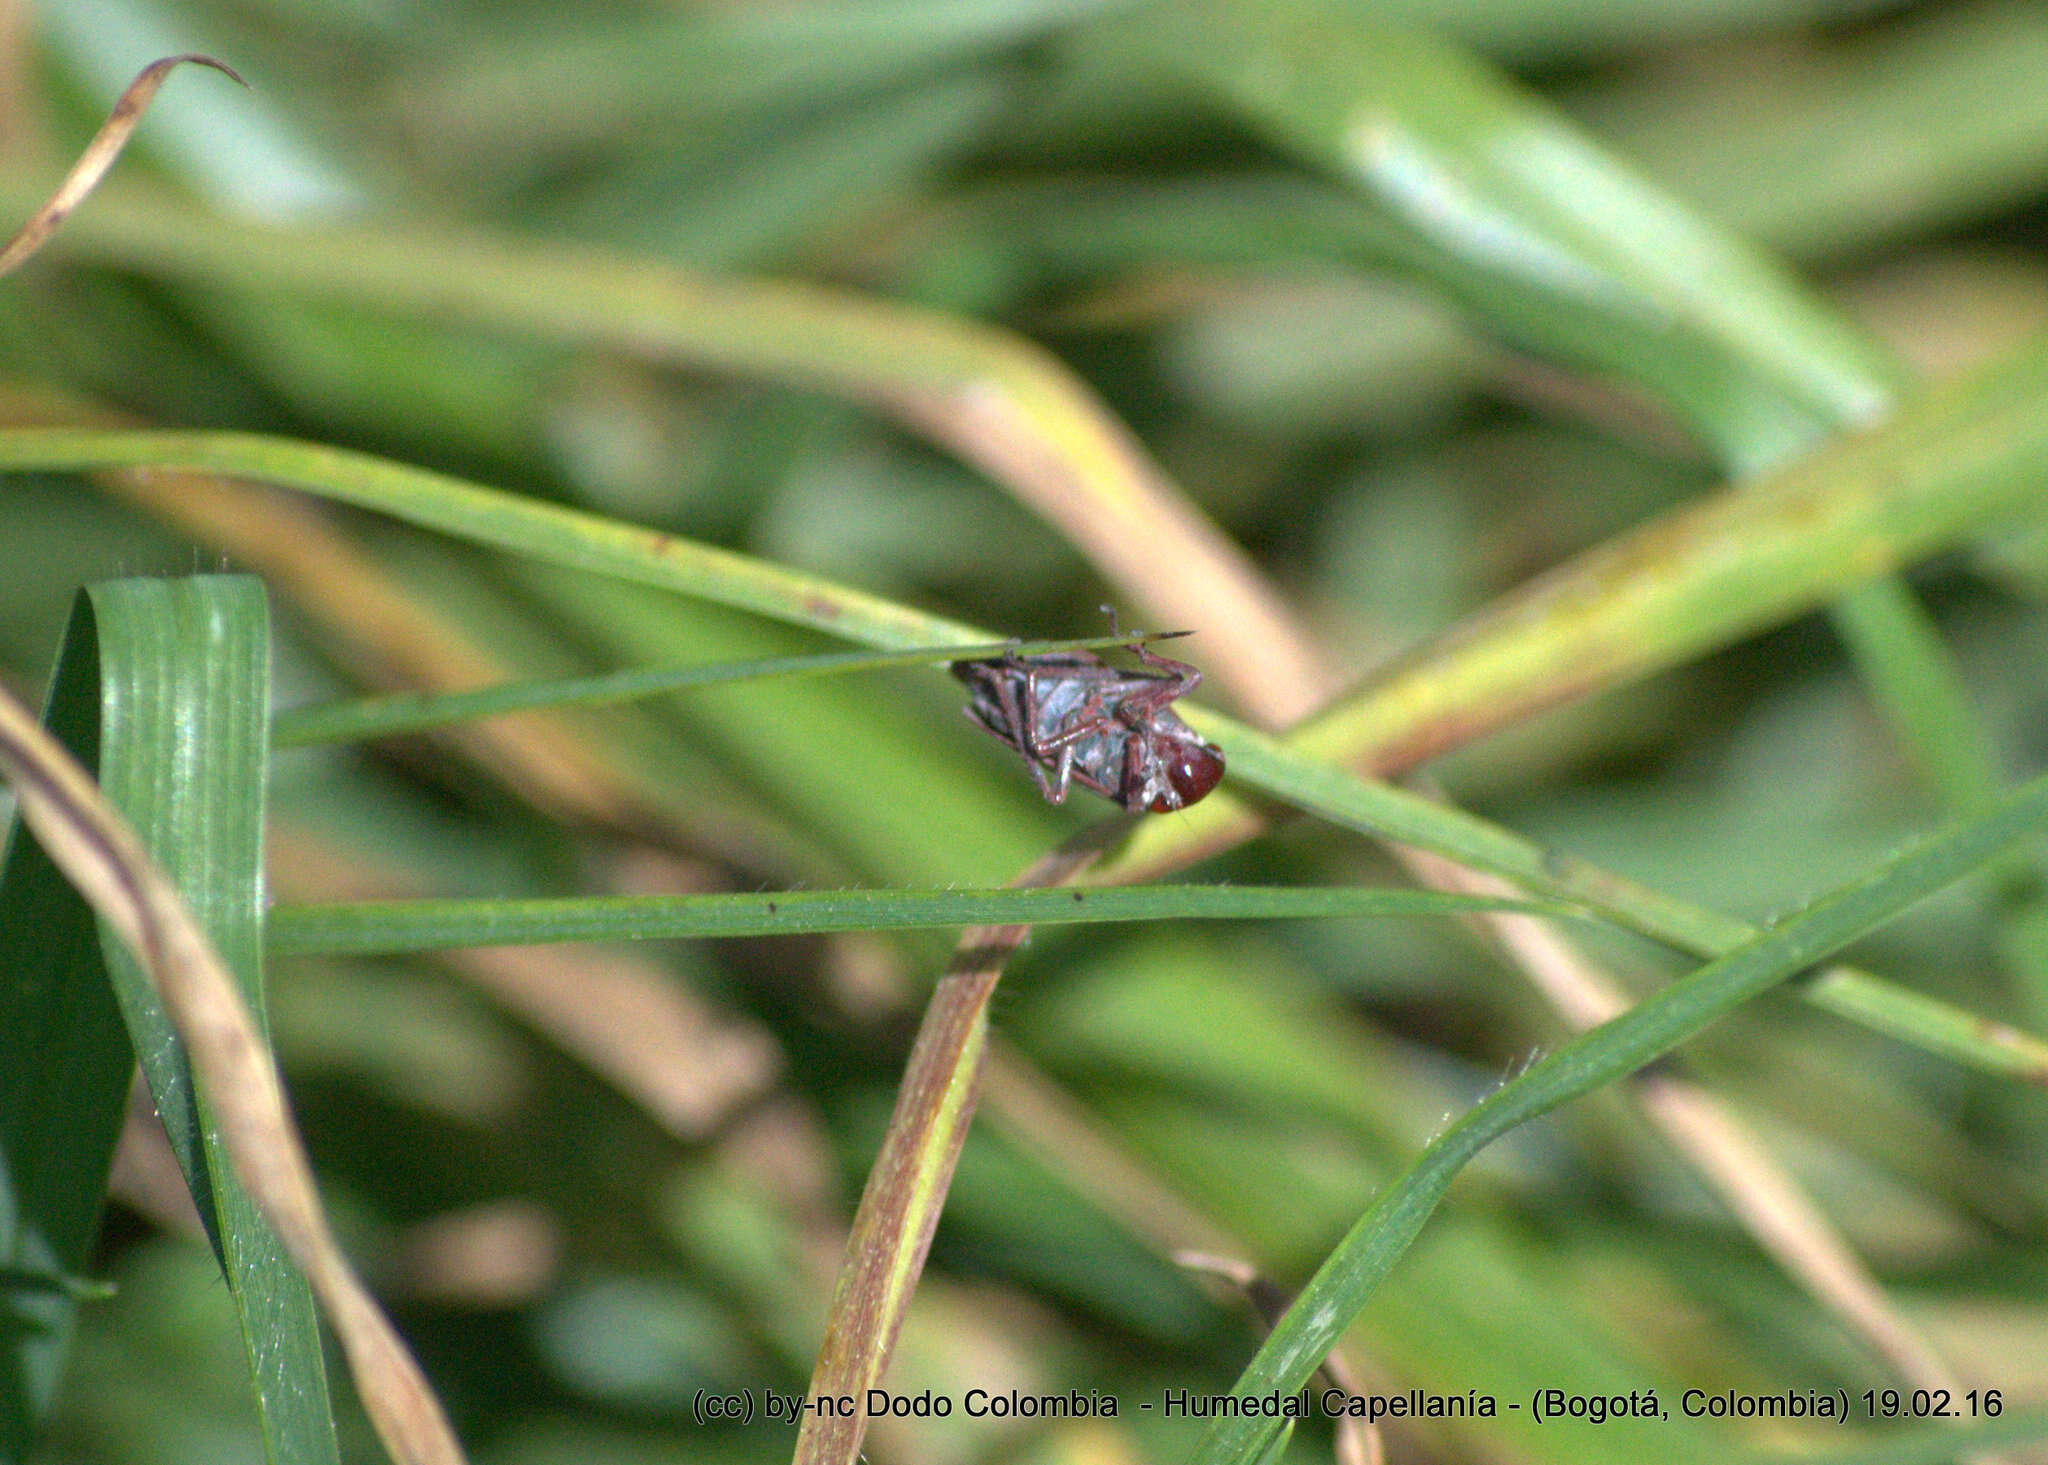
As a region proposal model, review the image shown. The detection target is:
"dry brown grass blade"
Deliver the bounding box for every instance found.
[885,379,1333,725]
[0,684,466,1465]
[0,53,244,279]
[795,961,1003,1465]
[793,837,1110,1465]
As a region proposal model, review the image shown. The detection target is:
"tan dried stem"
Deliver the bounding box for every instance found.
[890,379,1333,727]
[0,54,244,280]
[794,837,1107,1465]
[0,684,465,1465]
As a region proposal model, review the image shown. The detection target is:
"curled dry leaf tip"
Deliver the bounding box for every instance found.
[0,52,246,279]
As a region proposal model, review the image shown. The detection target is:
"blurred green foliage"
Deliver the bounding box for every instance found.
[8,2,2048,1464]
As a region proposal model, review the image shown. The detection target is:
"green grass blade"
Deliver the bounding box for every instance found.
[1207,722,2048,1077]
[265,884,1583,956]
[1827,577,2004,817]
[272,634,1172,747]
[0,427,973,650]
[0,586,133,1457]
[1191,768,2048,1465]
[77,577,339,1465]
[1213,723,1748,951]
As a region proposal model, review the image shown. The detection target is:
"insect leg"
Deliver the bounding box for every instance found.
[981,659,1036,754]
[1040,744,1076,804]
[1116,719,1157,811]
[1018,663,1055,759]
[1127,638,1202,699]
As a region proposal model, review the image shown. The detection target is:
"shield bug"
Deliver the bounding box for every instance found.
[951,626,1225,813]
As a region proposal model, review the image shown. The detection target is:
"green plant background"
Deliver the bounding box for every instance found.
[5,2,2048,1463]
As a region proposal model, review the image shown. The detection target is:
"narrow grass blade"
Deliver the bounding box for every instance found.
[1828,577,2004,817]
[0,581,465,1465]
[272,634,1176,747]
[1190,769,2048,1465]
[0,586,134,1458]
[265,884,1582,956]
[1204,721,2048,1078]
[72,579,340,1465]
[0,427,978,650]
